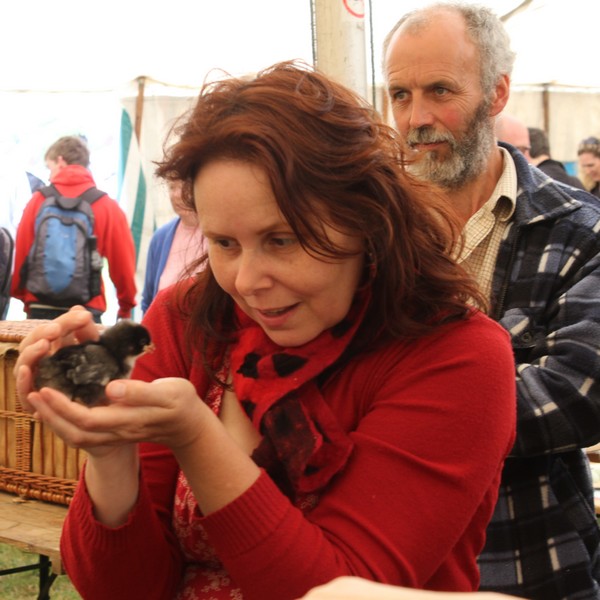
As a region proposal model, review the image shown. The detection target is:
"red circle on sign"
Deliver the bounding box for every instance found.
[343,0,365,19]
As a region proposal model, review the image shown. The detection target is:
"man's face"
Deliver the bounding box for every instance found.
[384,11,496,189]
[45,158,61,180]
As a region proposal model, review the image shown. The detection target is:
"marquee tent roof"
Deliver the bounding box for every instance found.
[2,0,598,94]
[2,0,597,323]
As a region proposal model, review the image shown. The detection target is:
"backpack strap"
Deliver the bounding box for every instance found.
[39,184,105,205]
[79,187,106,204]
[39,184,57,199]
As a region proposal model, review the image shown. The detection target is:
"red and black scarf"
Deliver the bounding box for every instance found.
[230,291,369,496]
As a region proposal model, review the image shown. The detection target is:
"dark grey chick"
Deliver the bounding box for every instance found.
[34,321,154,406]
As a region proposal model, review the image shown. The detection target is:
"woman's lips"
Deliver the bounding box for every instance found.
[254,303,299,326]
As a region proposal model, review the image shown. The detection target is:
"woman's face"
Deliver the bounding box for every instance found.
[194,160,365,347]
[579,151,600,183]
[168,180,198,227]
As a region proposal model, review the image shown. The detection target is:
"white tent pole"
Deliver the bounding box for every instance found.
[134,76,146,143]
[311,0,368,100]
[499,0,534,22]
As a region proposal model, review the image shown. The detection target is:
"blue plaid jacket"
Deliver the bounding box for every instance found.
[478,144,600,599]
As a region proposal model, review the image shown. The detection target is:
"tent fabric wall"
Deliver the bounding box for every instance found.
[506,88,600,167]
[502,0,599,89]
[120,94,196,227]
[119,94,196,310]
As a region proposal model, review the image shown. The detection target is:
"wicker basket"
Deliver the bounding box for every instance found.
[0,320,86,505]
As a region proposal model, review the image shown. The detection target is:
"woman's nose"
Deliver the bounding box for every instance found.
[234,250,273,296]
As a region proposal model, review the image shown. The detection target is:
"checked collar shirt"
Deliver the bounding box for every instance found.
[477,143,600,600]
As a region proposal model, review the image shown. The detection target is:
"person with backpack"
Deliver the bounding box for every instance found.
[0,226,14,319]
[11,135,137,323]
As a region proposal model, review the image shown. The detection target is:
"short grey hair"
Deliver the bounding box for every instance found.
[383,2,515,97]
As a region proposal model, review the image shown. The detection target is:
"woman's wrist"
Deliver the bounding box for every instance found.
[85,444,140,527]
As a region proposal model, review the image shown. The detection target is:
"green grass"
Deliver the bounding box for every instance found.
[0,542,81,599]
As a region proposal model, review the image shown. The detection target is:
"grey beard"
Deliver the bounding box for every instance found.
[406,103,495,190]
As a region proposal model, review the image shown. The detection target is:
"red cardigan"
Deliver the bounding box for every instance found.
[11,165,137,318]
[61,290,516,600]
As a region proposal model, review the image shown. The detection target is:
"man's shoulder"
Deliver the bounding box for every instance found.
[503,145,590,211]
[517,164,600,224]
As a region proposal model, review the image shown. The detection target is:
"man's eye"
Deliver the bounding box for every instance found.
[434,87,449,96]
[392,90,407,102]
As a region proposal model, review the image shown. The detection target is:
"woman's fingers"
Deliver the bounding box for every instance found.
[105,376,197,406]
[15,337,53,411]
[17,322,60,355]
[29,379,190,443]
[27,387,147,454]
[15,364,36,412]
[25,376,205,452]
[17,307,94,352]
[14,308,100,410]
[105,377,205,448]
[15,308,96,370]
[45,306,99,348]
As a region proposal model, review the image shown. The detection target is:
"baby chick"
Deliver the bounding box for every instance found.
[34,320,154,406]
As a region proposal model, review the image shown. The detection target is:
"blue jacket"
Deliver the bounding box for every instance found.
[141,217,180,314]
[478,144,600,599]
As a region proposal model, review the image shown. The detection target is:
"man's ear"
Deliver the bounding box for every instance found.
[488,74,510,117]
[56,156,69,169]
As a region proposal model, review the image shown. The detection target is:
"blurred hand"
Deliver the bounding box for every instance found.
[297,578,521,600]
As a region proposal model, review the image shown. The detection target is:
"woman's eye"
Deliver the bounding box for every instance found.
[214,238,235,249]
[270,235,296,248]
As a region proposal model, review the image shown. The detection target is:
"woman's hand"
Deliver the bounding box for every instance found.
[14,306,98,412]
[19,325,261,517]
[24,376,207,454]
[14,306,206,455]
[297,577,521,599]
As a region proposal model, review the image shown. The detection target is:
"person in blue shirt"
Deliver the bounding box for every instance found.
[142,179,204,314]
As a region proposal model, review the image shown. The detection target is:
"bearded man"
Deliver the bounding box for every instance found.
[384,3,600,600]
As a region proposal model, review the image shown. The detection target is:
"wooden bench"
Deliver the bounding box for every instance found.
[0,490,67,599]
